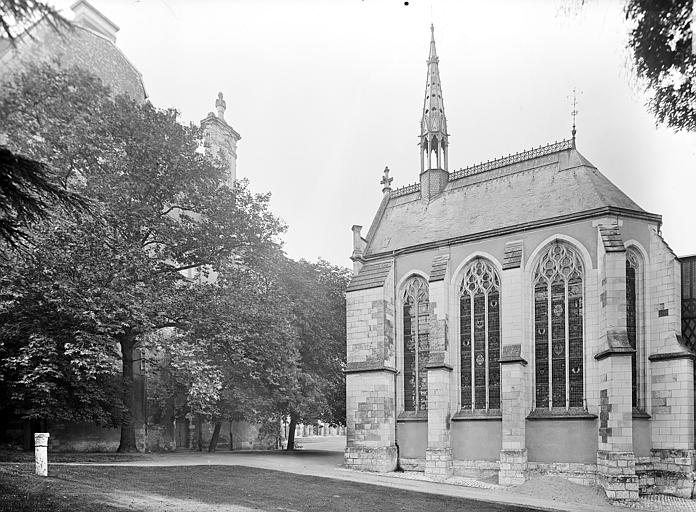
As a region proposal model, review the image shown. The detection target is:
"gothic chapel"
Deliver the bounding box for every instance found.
[345,26,695,501]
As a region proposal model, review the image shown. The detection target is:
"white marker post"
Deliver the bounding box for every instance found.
[34,433,49,476]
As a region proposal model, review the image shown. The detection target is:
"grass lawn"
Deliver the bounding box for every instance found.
[0,449,151,463]
[0,464,539,511]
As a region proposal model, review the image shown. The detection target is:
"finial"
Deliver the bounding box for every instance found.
[380,166,393,193]
[215,92,226,119]
[570,88,579,147]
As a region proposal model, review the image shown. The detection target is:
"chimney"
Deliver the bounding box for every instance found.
[71,0,119,43]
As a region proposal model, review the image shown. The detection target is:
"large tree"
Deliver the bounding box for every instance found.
[625,0,695,132]
[278,258,351,450]
[0,63,284,451]
[150,256,300,452]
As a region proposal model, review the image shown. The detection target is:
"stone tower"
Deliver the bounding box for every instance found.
[200,92,241,186]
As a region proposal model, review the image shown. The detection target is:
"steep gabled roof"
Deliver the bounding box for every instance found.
[363,141,659,257]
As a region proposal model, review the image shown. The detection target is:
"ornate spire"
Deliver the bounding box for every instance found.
[420,24,449,173]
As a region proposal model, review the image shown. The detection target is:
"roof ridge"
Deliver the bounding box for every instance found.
[451,139,574,180]
[390,138,574,199]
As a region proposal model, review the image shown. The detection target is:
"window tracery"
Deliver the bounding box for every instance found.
[403,276,429,412]
[626,249,642,409]
[460,259,501,410]
[533,243,584,409]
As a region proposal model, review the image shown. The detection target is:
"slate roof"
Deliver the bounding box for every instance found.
[429,254,449,282]
[364,143,658,257]
[599,225,625,252]
[346,260,391,292]
[503,241,524,270]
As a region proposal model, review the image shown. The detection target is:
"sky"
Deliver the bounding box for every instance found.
[54,0,696,267]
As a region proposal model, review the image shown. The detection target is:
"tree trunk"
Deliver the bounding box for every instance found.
[196,416,203,451]
[208,421,222,452]
[286,415,297,451]
[117,334,139,452]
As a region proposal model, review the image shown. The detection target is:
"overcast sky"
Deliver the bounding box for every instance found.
[55,0,696,267]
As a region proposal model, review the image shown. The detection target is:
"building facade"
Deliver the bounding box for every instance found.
[344,26,695,501]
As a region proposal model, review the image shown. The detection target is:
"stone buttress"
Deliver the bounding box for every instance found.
[594,223,639,501]
[425,253,453,478]
[640,229,695,498]
[344,260,398,471]
[498,240,529,485]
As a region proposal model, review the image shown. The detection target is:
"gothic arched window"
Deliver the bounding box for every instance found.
[460,259,501,410]
[533,242,584,409]
[403,276,429,412]
[626,249,643,409]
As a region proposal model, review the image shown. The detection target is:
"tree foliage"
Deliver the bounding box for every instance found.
[625,0,695,132]
[0,147,89,248]
[277,258,350,449]
[0,63,285,450]
[0,0,67,42]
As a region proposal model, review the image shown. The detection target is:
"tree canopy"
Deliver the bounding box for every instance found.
[0,63,286,451]
[0,0,66,42]
[625,0,694,132]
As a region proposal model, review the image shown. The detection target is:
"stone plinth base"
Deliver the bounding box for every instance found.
[527,461,597,486]
[399,457,425,471]
[425,448,453,479]
[597,450,639,501]
[636,449,696,498]
[453,459,499,480]
[499,449,527,485]
[344,446,397,472]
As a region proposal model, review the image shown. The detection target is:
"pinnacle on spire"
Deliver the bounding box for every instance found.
[216,92,226,120]
[428,24,437,62]
[571,88,578,148]
[380,166,393,193]
[420,24,449,173]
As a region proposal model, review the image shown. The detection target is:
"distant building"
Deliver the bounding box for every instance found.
[345,26,695,501]
[0,0,147,103]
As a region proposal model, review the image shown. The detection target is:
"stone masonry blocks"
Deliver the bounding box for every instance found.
[499,449,527,485]
[597,450,639,501]
[344,446,398,472]
[425,448,453,479]
[650,359,694,450]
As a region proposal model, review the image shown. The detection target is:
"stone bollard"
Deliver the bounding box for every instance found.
[34,433,49,477]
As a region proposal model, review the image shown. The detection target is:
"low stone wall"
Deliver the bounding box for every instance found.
[636,449,696,498]
[453,459,499,480]
[399,457,425,471]
[344,446,398,472]
[139,424,175,452]
[527,461,597,486]
[48,423,121,452]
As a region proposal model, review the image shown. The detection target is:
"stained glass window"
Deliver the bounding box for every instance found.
[533,243,584,409]
[460,259,501,410]
[626,250,640,408]
[403,276,429,412]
